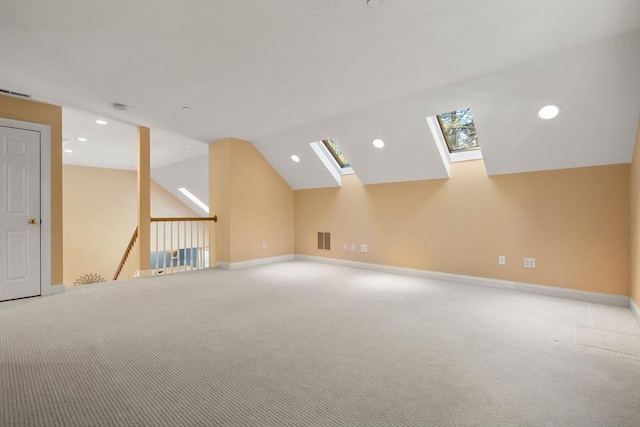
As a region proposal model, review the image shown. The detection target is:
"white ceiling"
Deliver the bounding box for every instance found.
[62,107,208,170]
[256,30,640,188]
[1,0,639,191]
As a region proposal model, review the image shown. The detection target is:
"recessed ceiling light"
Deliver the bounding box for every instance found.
[77,137,87,142]
[64,149,73,153]
[538,104,561,120]
[95,119,107,125]
[291,154,300,162]
[372,138,385,148]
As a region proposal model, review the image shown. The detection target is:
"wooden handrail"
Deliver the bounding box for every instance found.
[113,226,139,281]
[113,217,216,281]
[150,215,217,222]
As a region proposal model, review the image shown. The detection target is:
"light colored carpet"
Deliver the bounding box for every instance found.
[1,261,639,426]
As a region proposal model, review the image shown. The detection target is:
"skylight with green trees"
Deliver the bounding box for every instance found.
[322,139,350,168]
[436,108,479,153]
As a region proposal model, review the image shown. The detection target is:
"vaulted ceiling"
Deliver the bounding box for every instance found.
[1,0,639,194]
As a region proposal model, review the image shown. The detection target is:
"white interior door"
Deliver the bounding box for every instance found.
[0,125,41,301]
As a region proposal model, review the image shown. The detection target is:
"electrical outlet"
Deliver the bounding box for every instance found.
[523,257,536,268]
[262,241,267,249]
[350,243,355,251]
[498,255,506,266]
[343,243,348,250]
[361,244,368,253]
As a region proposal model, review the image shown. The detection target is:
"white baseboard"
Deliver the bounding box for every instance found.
[217,254,295,270]
[295,254,630,308]
[630,298,640,325]
[138,269,153,278]
[42,283,65,296]
[50,284,65,294]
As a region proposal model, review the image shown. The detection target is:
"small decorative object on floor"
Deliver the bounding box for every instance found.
[73,273,106,286]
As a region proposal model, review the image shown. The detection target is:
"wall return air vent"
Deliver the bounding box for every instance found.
[317,232,331,251]
[0,88,31,98]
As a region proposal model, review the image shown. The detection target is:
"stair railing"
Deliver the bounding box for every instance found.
[113,215,217,280]
[150,216,218,276]
[113,226,139,280]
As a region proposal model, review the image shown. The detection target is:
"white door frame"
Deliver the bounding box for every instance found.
[1,117,52,296]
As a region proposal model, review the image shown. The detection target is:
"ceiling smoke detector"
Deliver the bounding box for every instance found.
[112,103,128,111]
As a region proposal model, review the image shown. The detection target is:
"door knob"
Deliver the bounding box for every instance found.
[28,218,39,225]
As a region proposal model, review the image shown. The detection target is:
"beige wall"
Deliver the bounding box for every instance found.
[295,161,630,295]
[63,165,197,285]
[631,119,640,306]
[210,138,294,265]
[209,139,232,263]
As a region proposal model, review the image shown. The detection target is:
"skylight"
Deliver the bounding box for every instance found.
[309,138,354,185]
[436,108,479,153]
[322,139,350,168]
[178,187,209,214]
